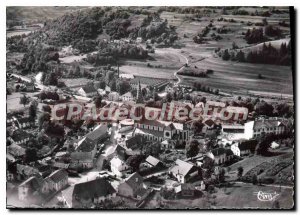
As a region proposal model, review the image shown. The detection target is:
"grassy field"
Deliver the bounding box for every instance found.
[7,6,89,23]
[214,183,293,209]
[227,149,293,181]
[180,57,293,95]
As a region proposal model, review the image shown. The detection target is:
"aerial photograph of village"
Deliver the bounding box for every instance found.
[6,6,294,209]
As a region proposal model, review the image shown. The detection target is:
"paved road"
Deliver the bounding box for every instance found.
[174,53,189,86]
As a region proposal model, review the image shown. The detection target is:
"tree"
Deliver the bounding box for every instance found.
[126,155,143,172]
[218,168,226,183]
[29,100,38,122]
[142,142,161,157]
[94,95,102,108]
[41,72,46,84]
[186,140,199,159]
[110,80,117,92]
[19,93,30,107]
[25,147,38,162]
[38,112,51,130]
[42,105,52,113]
[44,72,58,86]
[99,80,106,89]
[232,41,238,49]
[252,174,258,185]
[117,80,131,95]
[255,133,274,155]
[202,157,215,179]
[237,166,244,179]
[262,18,268,26]
[255,101,274,116]
[236,50,245,62]
[272,200,280,209]
[222,49,230,61]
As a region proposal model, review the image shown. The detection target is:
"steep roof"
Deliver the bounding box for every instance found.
[110,157,128,170]
[76,137,96,152]
[124,172,143,189]
[47,169,68,183]
[253,119,285,130]
[170,159,196,177]
[19,176,43,192]
[125,135,146,150]
[10,129,31,142]
[17,164,40,177]
[63,178,116,207]
[211,148,226,156]
[86,124,108,142]
[7,143,25,157]
[225,149,234,156]
[134,127,164,138]
[238,140,257,151]
[81,85,96,93]
[145,155,161,167]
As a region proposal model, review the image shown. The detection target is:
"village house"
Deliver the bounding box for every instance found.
[108,91,120,101]
[119,73,135,81]
[42,169,68,194]
[7,143,26,159]
[174,183,195,197]
[169,159,199,183]
[18,176,43,201]
[144,155,164,169]
[105,144,129,161]
[105,85,111,93]
[120,91,134,101]
[15,116,34,129]
[207,148,228,165]
[118,172,149,200]
[225,148,234,161]
[231,140,257,157]
[77,85,98,98]
[202,119,218,135]
[61,178,116,208]
[8,129,31,145]
[70,138,97,169]
[110,156,131,177]
[136,37,143,43]
[85,124,109,145]
[244,119,286,139]
[160,139,175,150]
[134,119,191,142]
[70,124,108,169]
[16,164,41,181]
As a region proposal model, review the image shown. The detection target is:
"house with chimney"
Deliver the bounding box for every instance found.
[169,159,199,183]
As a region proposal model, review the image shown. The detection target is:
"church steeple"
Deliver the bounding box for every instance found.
[136,80,143,104]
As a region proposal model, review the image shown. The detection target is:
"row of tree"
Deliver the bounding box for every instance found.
[220,42,291,66]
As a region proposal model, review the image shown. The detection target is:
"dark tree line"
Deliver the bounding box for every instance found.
[220,42,291,66]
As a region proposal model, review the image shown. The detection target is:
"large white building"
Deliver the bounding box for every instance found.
[133,119,191,142]
[244,119,286,139]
